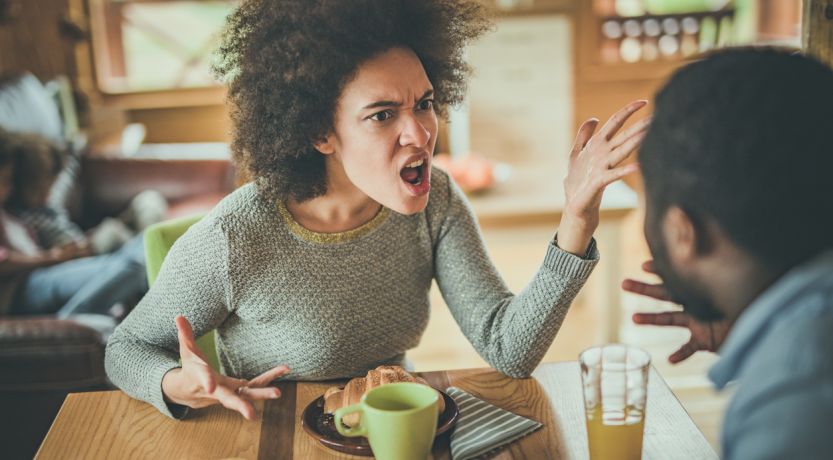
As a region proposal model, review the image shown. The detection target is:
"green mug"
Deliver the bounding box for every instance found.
[334,382,439,460]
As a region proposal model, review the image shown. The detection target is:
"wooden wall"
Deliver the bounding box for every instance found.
[0,0,728,151]
[804,0,833,68]
[0,0,79,83]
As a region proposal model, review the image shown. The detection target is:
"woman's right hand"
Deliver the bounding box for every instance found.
[623,261,732,364]
[161,315,291,420]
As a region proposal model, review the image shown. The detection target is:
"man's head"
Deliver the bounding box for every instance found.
[639,48,833,321]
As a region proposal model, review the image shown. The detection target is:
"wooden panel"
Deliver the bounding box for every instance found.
[468,15,573,166]
[127,104,230,143]
[36,391,263,459]
[803,0,833,68]
[0,0,74,81]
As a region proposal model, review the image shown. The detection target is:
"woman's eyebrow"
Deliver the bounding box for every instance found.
[362,89,434,110]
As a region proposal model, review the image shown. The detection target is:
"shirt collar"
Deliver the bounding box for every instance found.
[708,250,833,389]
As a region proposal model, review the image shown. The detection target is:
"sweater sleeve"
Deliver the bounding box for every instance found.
[105,216,232,418]
[432,172,598,378]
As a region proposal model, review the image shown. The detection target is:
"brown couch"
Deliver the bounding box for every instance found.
[0,73,236,459]
[0,156,235,460]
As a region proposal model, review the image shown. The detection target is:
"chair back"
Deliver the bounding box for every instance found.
[144,214,220,371]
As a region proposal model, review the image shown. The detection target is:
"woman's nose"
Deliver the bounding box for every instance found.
[399,114,431,148]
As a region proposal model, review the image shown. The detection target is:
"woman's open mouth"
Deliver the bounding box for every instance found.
[400,158,431,196]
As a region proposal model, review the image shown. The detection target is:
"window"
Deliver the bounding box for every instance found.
[90,0,239,94]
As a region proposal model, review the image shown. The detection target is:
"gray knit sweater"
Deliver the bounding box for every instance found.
[105,168,598,418]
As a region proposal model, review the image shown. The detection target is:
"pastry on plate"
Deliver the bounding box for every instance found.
[323,365,445,427]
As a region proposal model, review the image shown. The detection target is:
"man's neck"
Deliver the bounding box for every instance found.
[708,251,784,322]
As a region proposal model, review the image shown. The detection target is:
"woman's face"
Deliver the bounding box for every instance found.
[318,47,438,215]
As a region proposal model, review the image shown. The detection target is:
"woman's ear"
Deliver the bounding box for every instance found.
[313,134,336,155]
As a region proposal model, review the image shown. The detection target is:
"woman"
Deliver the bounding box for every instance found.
[105,0,649,420]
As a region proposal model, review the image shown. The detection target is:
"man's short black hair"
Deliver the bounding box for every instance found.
[640,48,833,272]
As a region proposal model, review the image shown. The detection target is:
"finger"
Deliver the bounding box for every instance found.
[598,100,648,141]
[642,260,656,274]
[608,116,651,151]
[622,279,672,301]
[175,315,210,363]
[632,311,689,327]
[248,364,291,387]
[217,375,249,391]
[599,163,639,187]
[238,386,282,400]
[175,316,197,358]
[570,118,599,159]
[668,341,698,364]
[607,130,646,168]
[214,384,256,420]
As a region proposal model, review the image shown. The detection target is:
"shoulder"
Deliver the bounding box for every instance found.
[208,182,263,220]
[428,166,452,198]
[729,292,833,416]
[174,183,277,249]
[763,289,833,373]
[200,182,275,231]
[424,166,471,222]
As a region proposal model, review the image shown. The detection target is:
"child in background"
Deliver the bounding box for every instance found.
[8,130,168,256]
[0,130,148,327]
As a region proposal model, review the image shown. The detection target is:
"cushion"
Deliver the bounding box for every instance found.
[0,73,64,147]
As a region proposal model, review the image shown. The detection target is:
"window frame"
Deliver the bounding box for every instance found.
[88,0,232,108]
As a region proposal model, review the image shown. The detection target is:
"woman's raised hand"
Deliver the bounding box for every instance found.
[161,315,290,420]
[623,261,731,363]
[557,100,650,256]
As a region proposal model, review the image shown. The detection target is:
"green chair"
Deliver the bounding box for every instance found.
[144,214,221,371]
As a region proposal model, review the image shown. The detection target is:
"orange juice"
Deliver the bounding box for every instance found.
[586,406,645,460]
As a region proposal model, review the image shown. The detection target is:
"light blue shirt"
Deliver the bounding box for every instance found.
[709,251,833,460]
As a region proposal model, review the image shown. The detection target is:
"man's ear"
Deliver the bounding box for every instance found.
[662,206,700,265]
[313,133,335,155]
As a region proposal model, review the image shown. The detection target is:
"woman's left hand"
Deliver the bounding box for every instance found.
[557,100,651,256]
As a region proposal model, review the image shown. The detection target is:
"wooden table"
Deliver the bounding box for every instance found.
[36,362,716,459]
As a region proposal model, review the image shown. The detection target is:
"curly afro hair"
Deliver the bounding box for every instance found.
[213,0,492,203]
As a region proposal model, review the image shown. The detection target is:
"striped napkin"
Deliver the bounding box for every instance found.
[446,386,543,460]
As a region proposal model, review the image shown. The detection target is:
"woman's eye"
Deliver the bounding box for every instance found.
[418,99,434,111]
[370,110,393,122]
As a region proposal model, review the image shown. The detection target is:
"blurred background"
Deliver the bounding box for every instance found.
[0,0,808,456]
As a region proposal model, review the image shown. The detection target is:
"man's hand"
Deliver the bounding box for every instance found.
[623,261,731,363]
[161,315,291,420]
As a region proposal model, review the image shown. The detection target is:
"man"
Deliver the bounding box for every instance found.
[624,48,833,459]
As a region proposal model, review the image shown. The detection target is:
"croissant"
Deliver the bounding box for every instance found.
[323,365,445,427]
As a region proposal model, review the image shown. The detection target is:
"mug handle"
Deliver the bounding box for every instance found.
[334,404,367,437]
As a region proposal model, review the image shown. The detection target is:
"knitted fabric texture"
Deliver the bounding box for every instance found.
[105,168,598,418]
